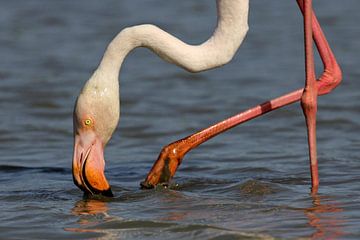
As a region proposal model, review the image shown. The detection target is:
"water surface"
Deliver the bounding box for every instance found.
[1,0,360,239]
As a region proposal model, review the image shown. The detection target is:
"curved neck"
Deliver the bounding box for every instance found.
[97,0,249,76]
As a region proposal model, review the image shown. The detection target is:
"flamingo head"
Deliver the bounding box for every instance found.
[72,75,119,197]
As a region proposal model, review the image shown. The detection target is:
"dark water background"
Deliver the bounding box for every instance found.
[1,0,360,239]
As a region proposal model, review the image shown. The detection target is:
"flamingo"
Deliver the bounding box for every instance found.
[72,0,341,197]
[72,0,249,196]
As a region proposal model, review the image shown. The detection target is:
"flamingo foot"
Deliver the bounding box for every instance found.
[140,142,185,189]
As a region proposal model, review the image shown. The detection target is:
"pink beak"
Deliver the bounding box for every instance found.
[72,131,113,197]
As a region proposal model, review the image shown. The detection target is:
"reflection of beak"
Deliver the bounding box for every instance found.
[72,132,113,197]
[72,199,109,216]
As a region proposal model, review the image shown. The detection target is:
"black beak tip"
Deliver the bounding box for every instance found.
[81,162,114,197]
[82,188,114,198]
[100,188,114,197]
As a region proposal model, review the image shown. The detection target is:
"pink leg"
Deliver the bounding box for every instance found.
[141,1,342,189]
[297,0,342,192]
[301,0,319,191]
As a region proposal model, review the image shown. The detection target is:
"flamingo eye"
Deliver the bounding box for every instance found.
[84,119,92,126]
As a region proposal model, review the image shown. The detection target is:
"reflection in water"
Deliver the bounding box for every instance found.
[66,198,117,238]
[71,199,112,225]
[305,194,346,239]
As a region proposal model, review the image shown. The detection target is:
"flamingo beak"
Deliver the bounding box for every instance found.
[72,132,113,197]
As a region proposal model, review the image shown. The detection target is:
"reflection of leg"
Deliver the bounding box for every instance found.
[305,194,346,239]
[141,1,342,189]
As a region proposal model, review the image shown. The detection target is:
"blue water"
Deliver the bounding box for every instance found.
[1,0,360,239]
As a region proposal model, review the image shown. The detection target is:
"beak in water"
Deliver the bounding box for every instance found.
[72,132,113,197]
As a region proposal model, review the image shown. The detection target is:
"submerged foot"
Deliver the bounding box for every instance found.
[141,142,185,189]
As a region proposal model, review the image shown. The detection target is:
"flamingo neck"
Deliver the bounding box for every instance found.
[96,0,249,77]
[81,0,249,124]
